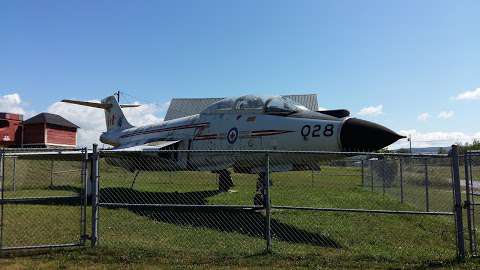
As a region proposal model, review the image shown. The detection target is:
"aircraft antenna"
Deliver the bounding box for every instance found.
[114,90,121,102]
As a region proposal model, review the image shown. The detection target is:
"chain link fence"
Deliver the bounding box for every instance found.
[0,147,467,262]
[94,149,463,261]
[97,150,268,256]
[0,148,88,251]
[362,155,454,213]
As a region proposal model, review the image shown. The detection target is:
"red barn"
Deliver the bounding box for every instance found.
[23,113,79,148]
[0,113,23,147]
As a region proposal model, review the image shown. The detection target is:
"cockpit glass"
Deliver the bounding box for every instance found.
[264,96,308,114]
[201,95,310,114]
[202,95,264,113]
[234,95,264,110]
[202,98,235,113]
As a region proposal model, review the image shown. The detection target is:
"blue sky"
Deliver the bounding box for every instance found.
[1,1,479,147]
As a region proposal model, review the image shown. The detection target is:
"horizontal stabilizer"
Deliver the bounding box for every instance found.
[62,99,111,109]
[62,99,141,109]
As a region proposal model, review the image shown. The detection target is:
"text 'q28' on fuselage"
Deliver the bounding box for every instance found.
[62,94,404,181]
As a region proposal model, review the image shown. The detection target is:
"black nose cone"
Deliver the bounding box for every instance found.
[340,118,405,152]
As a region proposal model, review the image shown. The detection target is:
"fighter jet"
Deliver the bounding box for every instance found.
[62,94,404,203]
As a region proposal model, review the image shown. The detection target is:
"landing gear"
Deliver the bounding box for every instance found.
[254,172,268,206]
[218,169,234,192]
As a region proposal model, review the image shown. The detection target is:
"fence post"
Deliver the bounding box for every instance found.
[50,160,54,187]
[451,145,465,260]
[382,160,386,195]
[91,144,99,247]
[264,152,272,253]
[80,148,88,246]
[370,160,374,192]
[468,153,478,256]
[12,157,16,192]
[0,149,4,250]
[424,158,430,212]
[464,152,475,254]
[399,158,404,204]
[361,160,365,187]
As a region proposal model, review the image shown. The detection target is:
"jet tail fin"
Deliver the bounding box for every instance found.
[62,96,138,131]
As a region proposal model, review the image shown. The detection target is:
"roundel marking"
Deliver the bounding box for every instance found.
[227,127,239,144]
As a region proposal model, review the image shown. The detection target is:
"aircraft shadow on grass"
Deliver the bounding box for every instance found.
[5,185,340,248]
[102,187,340,248]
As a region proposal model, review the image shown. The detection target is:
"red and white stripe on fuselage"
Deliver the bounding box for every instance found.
[193,130,294,141]
[120,122,210,139]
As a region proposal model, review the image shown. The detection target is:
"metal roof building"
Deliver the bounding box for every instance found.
[164,94,318,121]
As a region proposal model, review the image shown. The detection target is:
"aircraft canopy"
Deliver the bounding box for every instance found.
[201,95,309,115]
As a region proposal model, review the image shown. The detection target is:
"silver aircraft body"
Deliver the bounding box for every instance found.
[63,95,404,175]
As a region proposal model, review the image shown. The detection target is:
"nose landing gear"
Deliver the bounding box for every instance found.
[254,172,270,207]
[217,169,270,208]
[218,169,234,192]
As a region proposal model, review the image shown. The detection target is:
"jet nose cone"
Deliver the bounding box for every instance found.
[340,118,405,152]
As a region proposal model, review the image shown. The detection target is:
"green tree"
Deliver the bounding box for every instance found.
[458,139,480,154]
[437,147,447,154]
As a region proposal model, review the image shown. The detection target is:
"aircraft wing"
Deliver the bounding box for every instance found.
[111,140,181,152]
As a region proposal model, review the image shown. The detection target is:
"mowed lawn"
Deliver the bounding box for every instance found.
[0,157,478,269]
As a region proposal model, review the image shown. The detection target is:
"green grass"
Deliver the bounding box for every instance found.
[0,156,479,269]
[2,205,82,248]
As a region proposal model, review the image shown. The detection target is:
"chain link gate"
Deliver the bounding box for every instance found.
[0,148,89,252]
[465,151,480,257]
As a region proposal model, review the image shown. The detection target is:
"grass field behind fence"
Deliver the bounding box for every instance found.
[0,154,473,268]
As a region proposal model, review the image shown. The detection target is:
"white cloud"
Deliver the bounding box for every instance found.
[437,111,454,119]
[0,92,168,147]
[0,93,25,114]
[417,113,430,122]
[357,105,383,116]
[317,106,328,111]
[48,100,165,147]
[124,103,164,126]
[48,100,106,147]
[454,88,480,100]
[390,129,480,149]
